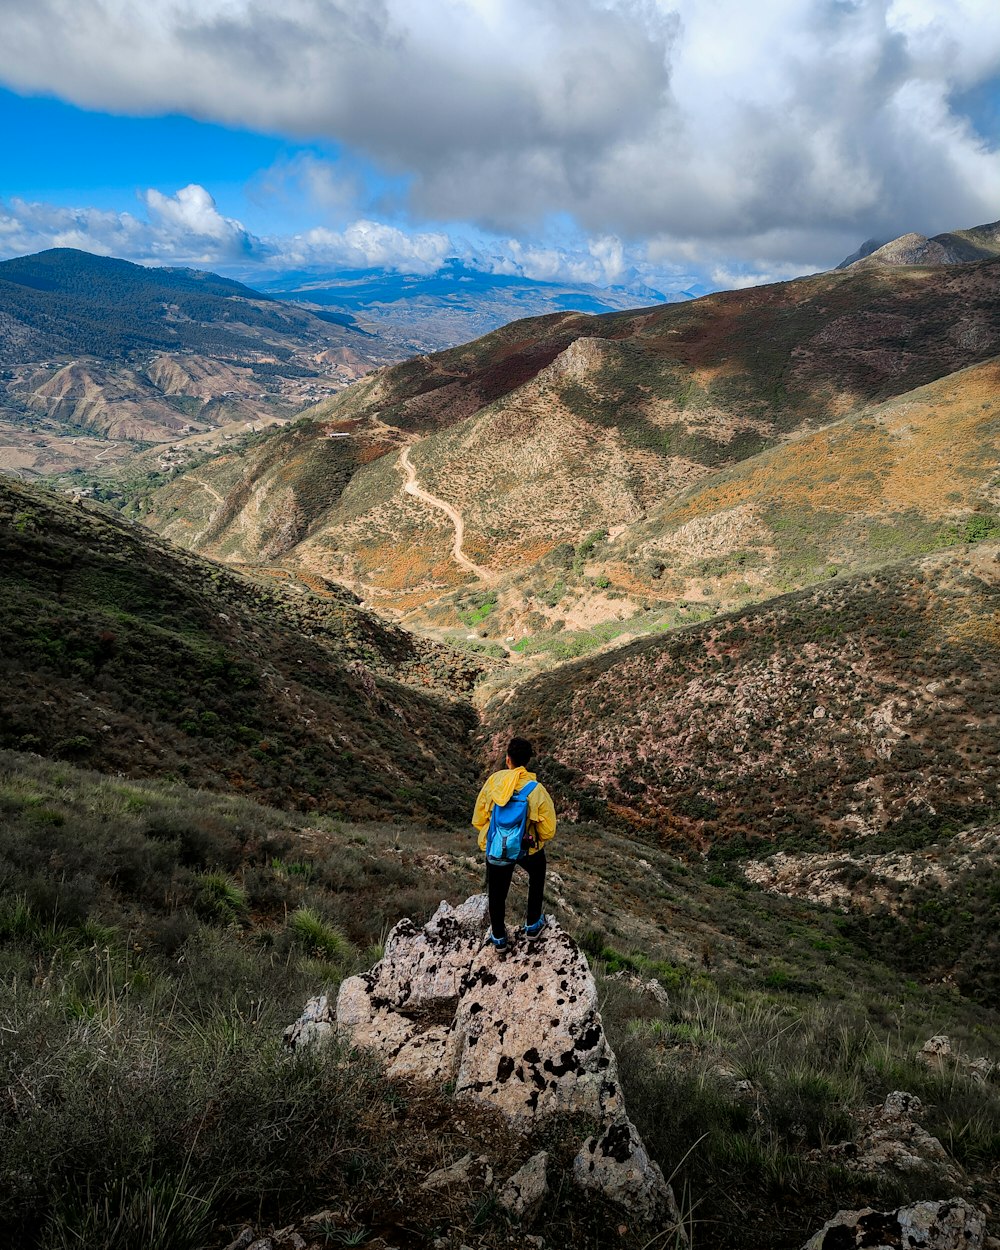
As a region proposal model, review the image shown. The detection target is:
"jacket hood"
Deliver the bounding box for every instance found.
[485,766,536,807]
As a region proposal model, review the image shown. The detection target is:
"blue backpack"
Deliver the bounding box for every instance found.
[485,781,538,866]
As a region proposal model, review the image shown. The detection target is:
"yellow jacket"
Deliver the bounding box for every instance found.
[472,767,557,855]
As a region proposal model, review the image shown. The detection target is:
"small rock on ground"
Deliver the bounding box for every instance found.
[802,1198,986,1249]
[497,1151,549,1222]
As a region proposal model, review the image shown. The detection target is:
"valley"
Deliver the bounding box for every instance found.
[140,250,1000,675]
[2,228,1000,1250]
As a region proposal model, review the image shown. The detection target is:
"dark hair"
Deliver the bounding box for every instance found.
[506,737,533,767]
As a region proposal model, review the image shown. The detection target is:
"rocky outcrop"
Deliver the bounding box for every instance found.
[286,894,680,1225]
[918,1035,997,1082]
[802,1198,986,1249]
[807,1091,963,1187]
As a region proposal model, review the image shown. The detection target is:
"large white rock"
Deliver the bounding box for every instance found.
[802,1199,985,1249]
[287,895,677,1223]
[447,924,623,1125]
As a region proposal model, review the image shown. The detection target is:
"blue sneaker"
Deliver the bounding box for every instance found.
[523,915,547,941]
[487,931,509,952]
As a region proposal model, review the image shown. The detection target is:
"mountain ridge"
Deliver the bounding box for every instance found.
[839,217,1000,269]
[141,252,1000,638]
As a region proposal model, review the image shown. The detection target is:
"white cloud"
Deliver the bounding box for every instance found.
[281,220,453,272]
[0,186,264,267]
[144,185,260,257]
[2,1,999,273]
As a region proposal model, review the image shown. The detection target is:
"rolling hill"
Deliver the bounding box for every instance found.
[0,248,397,480]
[482,542,1000,851]
[142,251,1000,638]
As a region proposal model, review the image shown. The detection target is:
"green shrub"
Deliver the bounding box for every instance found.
[194,872,247,924]
[290,906,351,962]
[964,514,999,543]
[44,1168,214,1250]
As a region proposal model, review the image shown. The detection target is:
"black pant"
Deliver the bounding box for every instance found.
[487,849,546,939]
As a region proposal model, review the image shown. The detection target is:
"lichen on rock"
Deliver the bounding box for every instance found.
[801,1198,986,1249]
[285,893,679,1224]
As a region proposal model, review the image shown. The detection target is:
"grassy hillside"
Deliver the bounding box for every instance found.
[483,544,1000,854]
[596,355,1000,603]
[2,750,998,1250]
[0,477,485,823]
[141,255,1000,625]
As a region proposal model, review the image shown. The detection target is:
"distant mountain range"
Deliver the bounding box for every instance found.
[250,258,694,354]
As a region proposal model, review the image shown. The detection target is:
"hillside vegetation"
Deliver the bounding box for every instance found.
[483,543,1000,859]
[597,355,1000,604]
[0,248,397,480]
[0,248,385,368]
[0,477,485,823]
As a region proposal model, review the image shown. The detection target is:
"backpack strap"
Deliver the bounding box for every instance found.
[517,780,538,851]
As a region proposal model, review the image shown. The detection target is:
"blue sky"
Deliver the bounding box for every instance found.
[1,1,999,294]
[1,89,286,210]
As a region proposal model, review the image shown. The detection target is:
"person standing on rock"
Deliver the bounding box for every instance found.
[472,737,557,952]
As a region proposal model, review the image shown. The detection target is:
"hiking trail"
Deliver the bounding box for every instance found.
[399,444,494,583]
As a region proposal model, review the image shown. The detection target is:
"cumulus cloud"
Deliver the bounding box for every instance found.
[143,185,261,258]
[6,0,999,271]
[0,186,265,266]
[281,220,453,272]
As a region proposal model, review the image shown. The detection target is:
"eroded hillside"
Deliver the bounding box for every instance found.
[0,248,396,482]
[141,255,1000,636]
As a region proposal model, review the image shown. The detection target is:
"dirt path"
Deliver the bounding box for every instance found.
[186,475,227,508]
[399,444,494,583]
[181,474,231,545]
